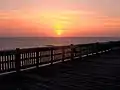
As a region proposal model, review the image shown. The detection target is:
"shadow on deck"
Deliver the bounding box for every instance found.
[0,49,120,90]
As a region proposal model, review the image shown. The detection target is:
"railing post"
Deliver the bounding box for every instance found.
[15,48,20,73]
[95,42,99,55]
[36,48,39,68]
[86,45,89,56]
[70,44,74,61]
[51,48,53,65]
[79,46,82,59]
[62,47,65,62]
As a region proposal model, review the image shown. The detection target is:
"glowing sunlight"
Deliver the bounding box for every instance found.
[56,30,63,36]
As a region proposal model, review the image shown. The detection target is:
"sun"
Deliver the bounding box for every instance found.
[56,30,62,36]
[54,23,63,36]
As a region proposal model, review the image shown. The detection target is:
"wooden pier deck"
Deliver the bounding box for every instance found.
[0,48,120,90]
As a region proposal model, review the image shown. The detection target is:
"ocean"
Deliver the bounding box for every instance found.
[0,37,119,50]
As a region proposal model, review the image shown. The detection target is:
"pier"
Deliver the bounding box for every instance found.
[0,41,120,89]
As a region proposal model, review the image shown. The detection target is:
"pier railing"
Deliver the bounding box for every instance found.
[0,41,120,74]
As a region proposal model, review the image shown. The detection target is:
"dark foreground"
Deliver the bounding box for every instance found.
[0,49,120,90]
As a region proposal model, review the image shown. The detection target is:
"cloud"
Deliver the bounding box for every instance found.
[0,5,120,37]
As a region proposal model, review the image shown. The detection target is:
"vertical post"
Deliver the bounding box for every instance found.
[36,48,39,68]
[86,45,89,57]
[51,48,53,65]
[95,42,99,55]
[70,44,74,61]
[93,44,96,54]
[79,46,82,59]
[15,48,20,73]
[0,55,1,72]
[102,44,106,53]
[62,47,65,62]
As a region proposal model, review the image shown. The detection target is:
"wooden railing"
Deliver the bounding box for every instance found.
[0,41,120,74]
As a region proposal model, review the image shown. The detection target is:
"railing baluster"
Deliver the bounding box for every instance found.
[2,56,4,71]
[0,56,1,72]
[36,49,39,68]
[62,47,65,62]
[15,48,20,73]
[79,47,82,59]
[70,44,74,61]
[51,48,53,65]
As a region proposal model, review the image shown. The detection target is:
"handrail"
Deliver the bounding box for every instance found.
[0,41,119,74]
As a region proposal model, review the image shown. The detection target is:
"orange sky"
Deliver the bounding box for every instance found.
[0,0,120,37]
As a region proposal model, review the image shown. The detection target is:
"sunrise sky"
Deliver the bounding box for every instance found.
[0,0,120,37]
